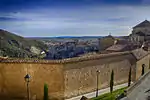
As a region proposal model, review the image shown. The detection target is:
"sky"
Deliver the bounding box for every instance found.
[0,0,150,37]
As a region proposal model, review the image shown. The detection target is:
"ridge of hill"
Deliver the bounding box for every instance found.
[0,29,48,58]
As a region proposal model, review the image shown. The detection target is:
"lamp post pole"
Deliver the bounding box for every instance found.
[96,70,100,97]
[24,74,31,100]
[27,81,30,100]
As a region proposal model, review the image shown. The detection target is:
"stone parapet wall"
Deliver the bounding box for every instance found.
[63,52,137,98]
[136,54,150,80]
[0,63,64,100]
[0,50,149,99]
[0,51,131,64]
[132,27,150,35]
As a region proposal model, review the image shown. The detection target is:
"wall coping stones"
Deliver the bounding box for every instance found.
[0,51,132,64]
[131,48,149,60]
[0,49,148,64]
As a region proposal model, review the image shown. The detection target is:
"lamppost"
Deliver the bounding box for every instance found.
[24,74,31,100]
[96,70,100,97]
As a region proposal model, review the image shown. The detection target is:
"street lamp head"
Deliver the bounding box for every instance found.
[97,70,100,73]
[24,74,31,82]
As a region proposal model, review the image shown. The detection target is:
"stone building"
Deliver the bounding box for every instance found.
[105,39,140,53]
[98,35,115,51]
[129,20,150,43]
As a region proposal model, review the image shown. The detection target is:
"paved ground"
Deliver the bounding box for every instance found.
[66,83,128,100]
[122,71,150,100]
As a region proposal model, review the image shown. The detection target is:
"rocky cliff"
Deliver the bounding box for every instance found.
[0,29,48,58]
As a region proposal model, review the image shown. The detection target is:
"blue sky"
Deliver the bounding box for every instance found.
[0,0,150,37]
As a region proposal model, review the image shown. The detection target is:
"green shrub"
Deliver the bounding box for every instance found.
[110,70,114,94]
[91,87,127,100]
[43,83,49,100]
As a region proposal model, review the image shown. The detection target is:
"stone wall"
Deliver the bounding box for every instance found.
[130,34,145,42]
[136,54,150,80]
[130,27,150,42]
[0,51,149,99]
[0,62,64,100]
[63,52,136,98]
[132,27,150,35]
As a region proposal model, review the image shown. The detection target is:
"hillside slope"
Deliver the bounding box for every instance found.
[0,29,48,58]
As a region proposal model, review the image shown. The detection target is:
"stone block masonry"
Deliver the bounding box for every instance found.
[63,52,136,98]
[0,63,64,100]
[0,50,149,99]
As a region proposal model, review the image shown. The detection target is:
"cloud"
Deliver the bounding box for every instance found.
[0,17,19,21]
[1,5,150,37]
[142,0,150,4]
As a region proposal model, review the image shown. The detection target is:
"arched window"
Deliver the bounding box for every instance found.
[141,64,145,76]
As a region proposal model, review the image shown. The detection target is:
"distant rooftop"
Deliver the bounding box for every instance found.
[133,20,150,28]
[106,44,128,52]
[131,48,149,60]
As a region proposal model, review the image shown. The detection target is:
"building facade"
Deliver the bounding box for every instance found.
[129,20,150,43]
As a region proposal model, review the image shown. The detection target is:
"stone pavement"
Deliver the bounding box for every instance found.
[66,83,128,100]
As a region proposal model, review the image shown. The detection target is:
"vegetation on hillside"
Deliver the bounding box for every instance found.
[0,29,48,58]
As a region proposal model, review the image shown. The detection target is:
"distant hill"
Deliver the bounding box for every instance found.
[28,36,104,40]
[28,36,127,40]
[0,29,48,58]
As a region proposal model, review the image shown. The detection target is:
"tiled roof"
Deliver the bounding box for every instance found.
[106,44,128,51]
[115,39,130,45]
[131,48,149,60]
[133,20,150,28]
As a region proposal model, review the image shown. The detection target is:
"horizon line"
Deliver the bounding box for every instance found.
[25,35,128,38]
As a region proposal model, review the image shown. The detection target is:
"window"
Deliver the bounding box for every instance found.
[141,64,145,76]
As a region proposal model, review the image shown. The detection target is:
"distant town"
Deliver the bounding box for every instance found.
[1,20,150,60]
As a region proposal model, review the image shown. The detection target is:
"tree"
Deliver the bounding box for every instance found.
[128,67,132,87]
[43,83,49,100]
[110,70,114,94]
